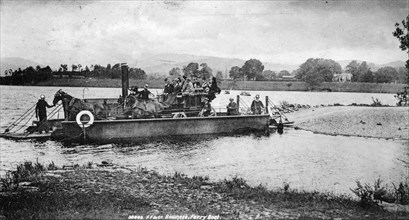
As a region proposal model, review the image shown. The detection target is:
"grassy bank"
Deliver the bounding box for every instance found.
[1,161,407,219]
[31,78,408,94]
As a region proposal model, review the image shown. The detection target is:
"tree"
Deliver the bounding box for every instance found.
[71,64,77,72]
[397,67,409,84]
[199,63,213,79]
[345,60,360,81]
[360,69,374,83]
[129,68,147,80]
[183,63,199,77]
[374,67,398,83]
[278,70,291,78]
[215,71,223,85]
[295,58,342,89]
[262,70,276,80]
[393,15,409,84]
[169,67,182,77]
[241,59,264,80]
[229,66,242,79]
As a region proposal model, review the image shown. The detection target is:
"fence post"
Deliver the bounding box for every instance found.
[236,95,240,115]
[265,96,269,114]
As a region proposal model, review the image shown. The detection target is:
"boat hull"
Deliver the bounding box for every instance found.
[60,114,270,143]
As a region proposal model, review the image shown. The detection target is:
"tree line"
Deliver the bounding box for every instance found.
[1,63,147,85]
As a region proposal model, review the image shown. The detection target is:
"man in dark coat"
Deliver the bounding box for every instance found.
[226,98,238,115]
[250,94,264,114]
[35,95,55,132]
[138,84,152,100]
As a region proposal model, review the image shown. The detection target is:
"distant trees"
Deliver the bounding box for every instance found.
[229,66,242,79]
[295,58,342,89]
[393,15,409,84]
[373,67,398,83]
[169,67,182,77]
[262,70,276,80]
[241,59,264,80]
[0,65,53,85]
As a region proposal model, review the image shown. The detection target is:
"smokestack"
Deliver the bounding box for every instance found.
[121,63,129,100]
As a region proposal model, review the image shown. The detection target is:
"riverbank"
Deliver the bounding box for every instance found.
[25,78,409,94]
[1,162,407,219]
[288,106,409,140]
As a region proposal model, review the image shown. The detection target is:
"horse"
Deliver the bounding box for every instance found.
[125,95,165,118]
[52,89,107,121]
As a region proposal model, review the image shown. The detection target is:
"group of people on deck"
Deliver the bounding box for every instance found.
[162,76,221,101]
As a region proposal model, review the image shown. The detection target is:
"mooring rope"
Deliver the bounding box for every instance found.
[4,103,36,132]
[25,105,63,136]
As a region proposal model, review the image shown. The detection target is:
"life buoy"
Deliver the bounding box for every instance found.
[173,112,187,118]
[76,110,94,128]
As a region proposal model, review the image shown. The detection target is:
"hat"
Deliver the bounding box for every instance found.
[144,84,149,88]
[40,95,45,99]
[129,86,138,91]
[255,94,260,98]
[229,98,234,101]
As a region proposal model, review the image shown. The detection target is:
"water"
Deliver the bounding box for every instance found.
[0,85,408,196]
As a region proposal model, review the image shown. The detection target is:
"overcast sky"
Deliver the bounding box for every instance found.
[1,0,408,67]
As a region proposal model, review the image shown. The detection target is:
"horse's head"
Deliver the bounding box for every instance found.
[53,89,71,105]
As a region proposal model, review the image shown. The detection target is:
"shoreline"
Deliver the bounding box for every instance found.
[1,78,407,94]
[1,162,408,219]
[287,106,409,141]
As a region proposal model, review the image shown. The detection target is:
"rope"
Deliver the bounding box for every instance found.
[14,111,36,133]
[4,103,36,132]
[238,97,251,113]
[25,105,63,136]
[268,100,289,122]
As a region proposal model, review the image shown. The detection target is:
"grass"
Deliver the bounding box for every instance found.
[1,162,408,219]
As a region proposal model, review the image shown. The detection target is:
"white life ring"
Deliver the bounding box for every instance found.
[173,112,187,118]
[76,110,94,128]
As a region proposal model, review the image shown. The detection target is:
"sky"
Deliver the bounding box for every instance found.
[1,0,408,67]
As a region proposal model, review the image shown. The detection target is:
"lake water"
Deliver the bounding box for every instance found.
[0,85,408,196]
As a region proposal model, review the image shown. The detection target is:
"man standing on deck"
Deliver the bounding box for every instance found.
[35,95,55,133]
[138,84,153,100]
[226,98,238,115]
[250,94,264,114]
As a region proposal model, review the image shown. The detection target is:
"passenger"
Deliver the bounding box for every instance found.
[250,94,264,115]
[200,97,212,117]
[182,78,194,95]
[163,78,174,94]
[129,86,139,96]
[202,77,211,91]
[208,76,221,101]
[226,98,238,115]
[35,95,55,133]
[182,78,194,107]
[173,78,182,95]
[138,84,153,100]
[193,77,201,88]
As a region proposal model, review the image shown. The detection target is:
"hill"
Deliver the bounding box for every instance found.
[0,57,43,76]
[134,53,299,75]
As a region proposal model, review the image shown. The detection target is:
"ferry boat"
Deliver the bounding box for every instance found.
[1,64,276,144]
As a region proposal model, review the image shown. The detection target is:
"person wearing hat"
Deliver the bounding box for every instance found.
[137,84,152,100]
[226,97,238,115]
[200,97,212,116]
[129,86,139,96]
[35,94,55,133]
[250,94,264,115]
